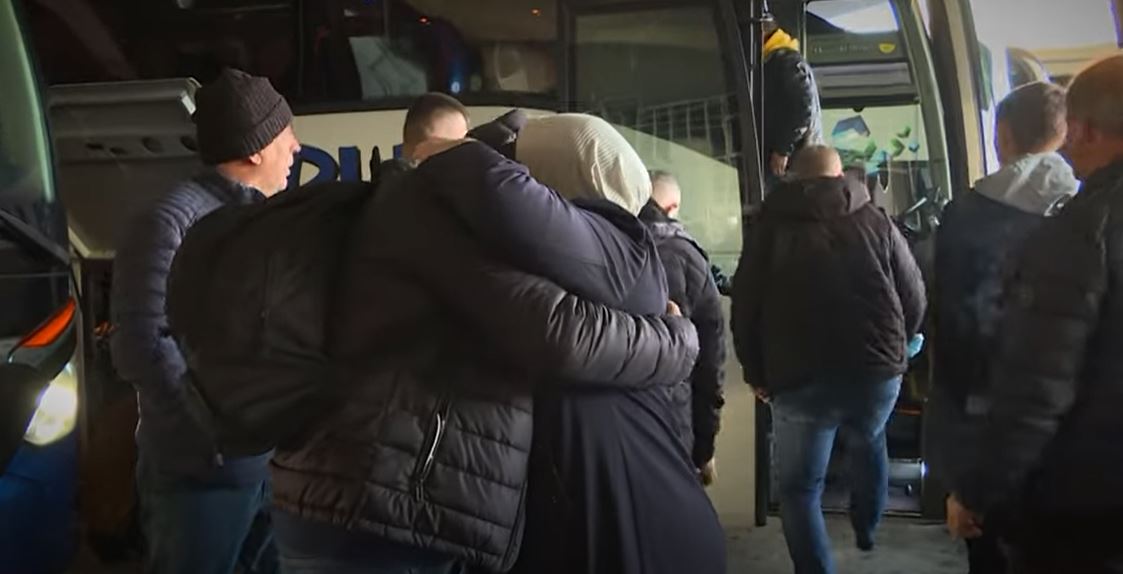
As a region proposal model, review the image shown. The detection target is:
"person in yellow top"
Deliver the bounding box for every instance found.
[762,17,823,182]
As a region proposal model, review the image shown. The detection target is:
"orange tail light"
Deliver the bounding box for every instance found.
[19,298,77,348]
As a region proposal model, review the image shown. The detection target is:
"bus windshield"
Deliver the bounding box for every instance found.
[0,0,69,345]
[0,1,64,244]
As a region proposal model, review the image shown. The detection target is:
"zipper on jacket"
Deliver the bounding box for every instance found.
[412,395,452,502]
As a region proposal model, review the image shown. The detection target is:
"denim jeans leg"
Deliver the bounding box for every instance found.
[844,377,901,549]
[773,393,839,574]
[138,461,275,574]
[238,481,279,574]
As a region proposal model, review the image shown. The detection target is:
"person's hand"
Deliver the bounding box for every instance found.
[907,333,926,359]
[946,494,984,539]
[666,300,682,317]
[753,387,771,404]
[770,152,790,176]
[699,458,717,486]
[413,138,473,163]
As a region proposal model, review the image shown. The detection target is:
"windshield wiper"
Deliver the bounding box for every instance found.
[0,208,69,268]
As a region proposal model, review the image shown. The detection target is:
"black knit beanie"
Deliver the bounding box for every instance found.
[193,69,293,165]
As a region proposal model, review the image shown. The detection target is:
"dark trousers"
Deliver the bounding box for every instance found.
[273,511,467,574]
[1005,513,1123,574]
[137,458,277,574]
[965,526,1007,574]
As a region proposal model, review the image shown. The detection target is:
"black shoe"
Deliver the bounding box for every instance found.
[857,538,875,552]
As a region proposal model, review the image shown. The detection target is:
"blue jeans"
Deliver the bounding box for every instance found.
[771,377,902,574]
[274,512,467,574]
[137,460,278,574]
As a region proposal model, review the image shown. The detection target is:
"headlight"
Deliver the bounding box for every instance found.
[24,363,78,446]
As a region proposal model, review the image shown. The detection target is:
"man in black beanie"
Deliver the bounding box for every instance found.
[111,68,299,574]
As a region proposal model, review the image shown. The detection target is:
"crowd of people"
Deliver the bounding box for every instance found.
[108,28,1123,574]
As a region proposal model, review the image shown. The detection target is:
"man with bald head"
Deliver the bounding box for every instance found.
[732,144,925,573]
[789,144,844,179]
[946,56,1123,573]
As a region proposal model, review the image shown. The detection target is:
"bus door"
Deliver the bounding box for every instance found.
[750,0,955,521]
[562,0,765,528]
[927,0,1123,192]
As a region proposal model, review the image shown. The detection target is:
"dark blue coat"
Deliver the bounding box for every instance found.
[639,200,726,469]
[419,142,726,574]
[111,170,268,483]
[959,160,1123,527]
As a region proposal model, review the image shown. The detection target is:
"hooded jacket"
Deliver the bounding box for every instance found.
[958,159,1123,520]
[933,153,1079,404]
[731,176,926,393]
[417,132,726,574]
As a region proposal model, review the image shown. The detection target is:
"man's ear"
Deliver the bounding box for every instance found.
[248,152,264,166]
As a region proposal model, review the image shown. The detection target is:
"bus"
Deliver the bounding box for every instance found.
[4,0,1122,568]
[0,1,81,571]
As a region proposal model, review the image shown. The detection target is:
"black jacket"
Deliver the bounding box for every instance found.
[959,159,1123,518]
[111,170,269,484]
[731,176,926,393]
[419,142,725,574]
[639,200,726,467]
[763,47,823,159]
[271,160,699,572]
[933,194,1053,404]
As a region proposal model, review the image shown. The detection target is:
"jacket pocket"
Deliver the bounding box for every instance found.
[411,394,452,502]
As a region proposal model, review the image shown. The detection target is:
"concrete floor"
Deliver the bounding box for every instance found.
[728,516,966,573]
[73,516,966,573]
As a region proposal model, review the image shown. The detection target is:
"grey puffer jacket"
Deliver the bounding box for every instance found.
[271,163,699,572]
[111,170,268,484]
[933,153,1079,405]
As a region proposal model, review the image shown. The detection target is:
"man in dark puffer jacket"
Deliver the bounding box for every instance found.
[731,146,925,574]
[110,69,299,574]
[946,55,1123,574]
[763,18,823,182]
[638,170,726,485]
[930,81,1077,574]
[270,143,699,571]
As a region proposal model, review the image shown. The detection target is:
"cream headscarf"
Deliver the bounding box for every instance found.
[515,114,652,216]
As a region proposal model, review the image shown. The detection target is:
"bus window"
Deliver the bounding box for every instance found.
[0,1,69,346]
[297,0,559,105]
[965,0,1120,174]
[808,0,951,235]
[570,4,745,271]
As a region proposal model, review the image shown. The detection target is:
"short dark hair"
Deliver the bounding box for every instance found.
[648,169,677,187]
[403,92,469,147]
[996,81,1067,153]
[762,18,780,39]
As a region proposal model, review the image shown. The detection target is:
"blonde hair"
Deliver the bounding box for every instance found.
[1067,55,1123,138]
